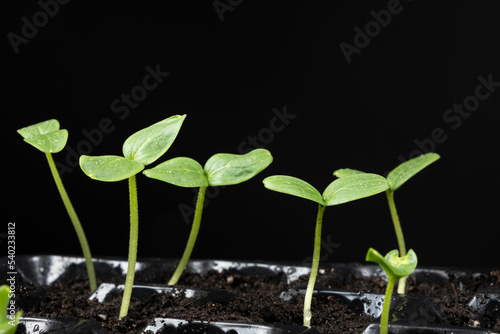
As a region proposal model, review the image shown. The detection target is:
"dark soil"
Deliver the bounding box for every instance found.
[308,267,500,330]
[14,266,500,334]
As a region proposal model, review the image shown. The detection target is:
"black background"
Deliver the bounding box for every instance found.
[4,2,500,268]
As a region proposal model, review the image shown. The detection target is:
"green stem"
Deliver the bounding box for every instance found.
[380,277,396,334]
[119,175,139,320]
[168,186,207,285]
[386,190,407,294]
[45,153,97,292]
[303,204,326,328]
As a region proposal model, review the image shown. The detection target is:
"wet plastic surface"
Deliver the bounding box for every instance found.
[17,317,107,334]
[89,283,210,302]
[10,255,311,286]
[362,322,496,334]
[144,318,319,334]
[468,285,500,329]
[2,255,499,334]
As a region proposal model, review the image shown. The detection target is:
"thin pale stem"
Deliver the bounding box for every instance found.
[46,153,97,292]
[303,204,326,328]
[119,175,139,320]
[386,190,407,294]
[168,186,207,285]
[380,277,396,334]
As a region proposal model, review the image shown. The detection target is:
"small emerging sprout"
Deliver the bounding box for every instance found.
[0,285,22,334]
[17,119,97,292]
[365,248,418,334]
[263,173,389,328]
[334,152,440,293]
[80,115,186,320]
[144,148,273,285]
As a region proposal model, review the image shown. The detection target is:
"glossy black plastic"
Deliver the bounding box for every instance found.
[2,255,498,334]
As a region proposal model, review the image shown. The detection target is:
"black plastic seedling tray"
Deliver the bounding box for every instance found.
[2,255,499,334]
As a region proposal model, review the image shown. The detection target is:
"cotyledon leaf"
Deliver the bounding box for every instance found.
[123,115,186,165]
[263,175,325,205]
[80,155,144,182]
[323,173,388,206]
[333,168,366,178]
[365,248,418,280]
[205,148,273,186]
[17,119,68,153]
[387,153,440,191]
[143,157,208,188]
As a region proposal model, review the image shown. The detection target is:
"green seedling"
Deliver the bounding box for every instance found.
[334,152,439,293]
[17,119,97,292]
[0,285,21,334]
[144,148,273,285]
[80,115,186,320]
[263,173,389,327]
[365,248,417,334]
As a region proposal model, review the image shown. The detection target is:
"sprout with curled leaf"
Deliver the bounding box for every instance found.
[79,115,186,320]
[365,248,418,334]
[334,152,440,294]
[17,119,97,292]
[263,173,389,328]
[143,148,273,285]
